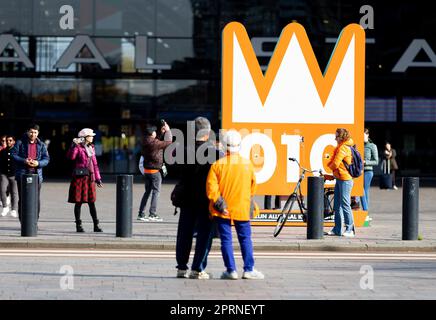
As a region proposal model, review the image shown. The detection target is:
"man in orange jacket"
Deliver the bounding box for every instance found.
[206,130,264,280]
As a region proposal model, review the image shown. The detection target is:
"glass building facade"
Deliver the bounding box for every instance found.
[0,0,435,177]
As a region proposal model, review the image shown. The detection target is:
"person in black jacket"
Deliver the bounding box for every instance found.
[175,117,224,279]
[0,136,18,217]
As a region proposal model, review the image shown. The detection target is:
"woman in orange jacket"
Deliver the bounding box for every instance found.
[325,128,356,237]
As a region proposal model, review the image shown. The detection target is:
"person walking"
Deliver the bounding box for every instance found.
[383,142,399,190]
[206,130,264,280]
[137,121,172,222]
[11,124,50,222]
[67,128,103,232]
[361,128,378,211]
[175,117,224,279]
[0,136,18,218]
[325,128,355,237]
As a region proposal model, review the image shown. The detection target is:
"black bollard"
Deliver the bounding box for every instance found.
[21,174,39,237]
[116,175,133,238]
[307,176,324,239]
[402,177,419,240]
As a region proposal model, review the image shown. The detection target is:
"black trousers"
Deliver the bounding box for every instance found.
[16,179,41,222]
[264,195,281,209]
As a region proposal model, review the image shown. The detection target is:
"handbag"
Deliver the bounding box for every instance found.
[171,181,186,208]
[73,167,90,176]
[73,157,91,177]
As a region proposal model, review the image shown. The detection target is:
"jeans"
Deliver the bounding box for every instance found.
[139,172,161,215]
[1,174,18,211]
[176,207,214,272]
[360,170,374,211]
[332,179,354,235]
[215,217,254,273]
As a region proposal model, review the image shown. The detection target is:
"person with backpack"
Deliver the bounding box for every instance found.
[325,128,357,237]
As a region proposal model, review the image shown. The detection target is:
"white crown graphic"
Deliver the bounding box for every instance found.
[229,25,363,124]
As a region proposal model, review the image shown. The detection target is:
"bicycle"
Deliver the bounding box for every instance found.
[273,158,335,237]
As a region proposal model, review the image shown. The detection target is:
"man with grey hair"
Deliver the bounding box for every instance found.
[175,117,224,279]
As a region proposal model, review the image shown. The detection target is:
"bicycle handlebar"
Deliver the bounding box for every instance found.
[288,157,323,175]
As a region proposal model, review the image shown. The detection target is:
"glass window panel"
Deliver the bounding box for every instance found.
[365,97,397,122]
[31,78,91,104]
[0,36,30,72]
[36,37,76,72]
[156,0,193,37]
[95,0,156,37]
[403,97,436,122]
[0,78,32,118]
[0,0,32,34]
[156,79,216,122]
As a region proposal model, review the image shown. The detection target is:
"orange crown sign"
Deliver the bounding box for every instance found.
[221,22,365,196]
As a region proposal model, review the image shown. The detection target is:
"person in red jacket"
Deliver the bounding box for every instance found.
[67,128,103,233]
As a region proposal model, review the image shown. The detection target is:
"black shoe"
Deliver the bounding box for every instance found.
[76,220,84,233]
[94,224,103,232]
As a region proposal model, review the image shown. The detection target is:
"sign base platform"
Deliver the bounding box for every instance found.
[251,210,369,227]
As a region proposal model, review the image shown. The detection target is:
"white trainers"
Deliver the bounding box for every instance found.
[324,230,339,236]
[177,269,188,278]
[189,270,212,280]
[343,230,355,238]
[137,216,149,222]
[220,271,238,280]
[148,214,163,222]
[1,207,9,217]
[10,210,17,218]
[242,269,265,280]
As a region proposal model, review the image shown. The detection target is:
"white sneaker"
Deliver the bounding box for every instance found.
[220,271,238,280]
[189,270,212,280]
[137,216,149,222]
[148,214,163,222]
[324,230,339,236]
[1,207,9,217]
[177,269,188,279]
[10,210,17,218]
[393,185,398,190]
[343,230,355,238]
[242,269,265,280]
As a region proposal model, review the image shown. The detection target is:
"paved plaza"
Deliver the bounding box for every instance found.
[0,181,435,251]
[0,181,436,301]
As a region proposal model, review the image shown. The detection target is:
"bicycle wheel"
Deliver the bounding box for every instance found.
[273,195,296,237]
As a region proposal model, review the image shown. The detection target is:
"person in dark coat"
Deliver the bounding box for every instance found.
[11,124,50,222]
[383,142,399,190]
[175,117,224,279]
[0,135,18,217]
[137,121,172,222]
[67,128,103,232]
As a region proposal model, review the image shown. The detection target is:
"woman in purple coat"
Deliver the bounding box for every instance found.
[67,128,103,232]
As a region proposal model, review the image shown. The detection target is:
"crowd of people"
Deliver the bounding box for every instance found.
[0,119,401,280]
